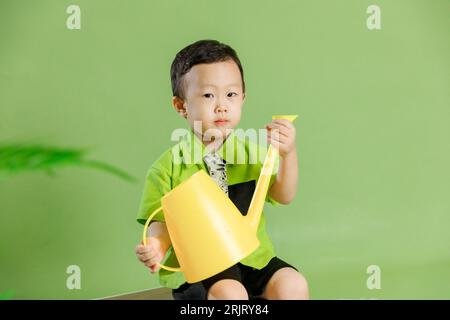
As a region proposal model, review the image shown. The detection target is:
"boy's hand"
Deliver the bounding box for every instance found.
[135,237,166,273]
[266,119,296,157]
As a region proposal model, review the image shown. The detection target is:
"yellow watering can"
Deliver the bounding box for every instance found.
[143,115,298,283]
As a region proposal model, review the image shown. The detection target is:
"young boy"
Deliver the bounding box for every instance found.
[135,39,309,300]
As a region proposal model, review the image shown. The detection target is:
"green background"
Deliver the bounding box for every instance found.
[1,0,449,299]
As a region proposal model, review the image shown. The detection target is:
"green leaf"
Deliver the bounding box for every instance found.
[0,144,136,182]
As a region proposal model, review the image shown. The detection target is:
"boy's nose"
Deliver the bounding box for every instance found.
[215,104,229,114]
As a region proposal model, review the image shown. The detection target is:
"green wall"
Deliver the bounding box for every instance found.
[0,0,449,299]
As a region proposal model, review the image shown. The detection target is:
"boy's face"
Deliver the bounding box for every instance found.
[173,60,245,146]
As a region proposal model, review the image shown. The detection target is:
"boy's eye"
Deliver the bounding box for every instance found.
[203,93,214,98]
[227,92,238,97]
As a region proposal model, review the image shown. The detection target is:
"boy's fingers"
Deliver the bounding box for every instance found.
[267,124,290,137]
[136,248,158,263]
[137,253,150,263]
[268,135,290,148]
[144,259,154,268]
[269,135,286,145]
[150,264,160,273]
[272,119,296,130]
[268,125,295,139]
[273,133,290,143]
[135,245,147,255]
[146,256,155,265]
[267,128,288,139]
[271,121,292,131]
[138,251,154,262]
[141,245,157,256]
[145,255,161,268]
[146,238,161,251]
[268,137,280,148]
[149,257,161,270]
[136,239,164,270]
[135,244,145,252]
[135,245,152,254]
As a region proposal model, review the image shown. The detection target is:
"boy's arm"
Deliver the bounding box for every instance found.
[137,155,174,253]
[266,119,298,205]
[147,221,172,254]
[268,149,298,204]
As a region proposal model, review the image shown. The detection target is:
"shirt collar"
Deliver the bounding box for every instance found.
[179,128,244,168]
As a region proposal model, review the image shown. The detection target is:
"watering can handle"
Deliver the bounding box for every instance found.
[142,207,182,273]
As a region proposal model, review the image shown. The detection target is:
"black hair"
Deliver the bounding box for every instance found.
[170,39,245,99]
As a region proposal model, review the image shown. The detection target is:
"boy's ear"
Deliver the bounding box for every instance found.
[172,96,187,118]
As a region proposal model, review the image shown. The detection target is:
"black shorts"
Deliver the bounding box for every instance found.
[172,257,298,300]
[202,257,298,298]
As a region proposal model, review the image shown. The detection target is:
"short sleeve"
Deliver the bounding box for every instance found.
[136,164,172,225]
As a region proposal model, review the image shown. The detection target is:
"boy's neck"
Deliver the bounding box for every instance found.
[194,130,232,153]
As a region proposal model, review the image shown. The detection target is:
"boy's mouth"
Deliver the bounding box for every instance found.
[214,119,229,126]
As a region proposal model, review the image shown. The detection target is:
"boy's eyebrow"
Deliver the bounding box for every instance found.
[200,83,241,88]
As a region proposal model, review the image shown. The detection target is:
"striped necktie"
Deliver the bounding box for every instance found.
[203,153,228,195]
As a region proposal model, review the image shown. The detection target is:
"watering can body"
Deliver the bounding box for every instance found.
[143,115,298,283]
[159,170,260,283]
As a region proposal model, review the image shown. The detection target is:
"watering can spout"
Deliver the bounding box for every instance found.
[246,115,298,232]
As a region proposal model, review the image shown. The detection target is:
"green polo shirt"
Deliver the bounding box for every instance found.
[137,128,280,289]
